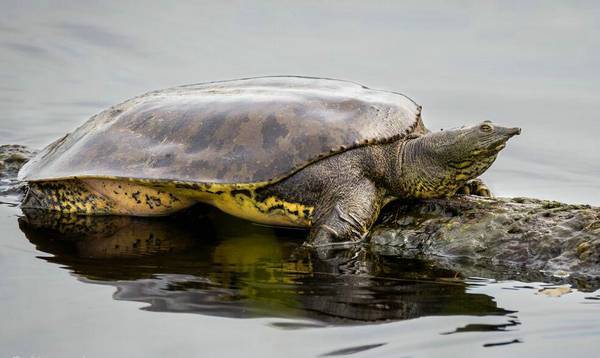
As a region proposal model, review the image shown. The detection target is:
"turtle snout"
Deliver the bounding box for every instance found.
[497,126,521,139]
[508,127,521,136]
[485,125,520,153]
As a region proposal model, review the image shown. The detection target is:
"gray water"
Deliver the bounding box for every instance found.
[1,1,599,357]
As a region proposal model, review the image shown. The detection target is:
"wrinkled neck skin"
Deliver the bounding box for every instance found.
[386,135,496,199]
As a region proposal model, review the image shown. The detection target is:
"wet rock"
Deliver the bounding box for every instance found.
[372,197,600,285]
[0,144,35,178]
[0,145,36,202]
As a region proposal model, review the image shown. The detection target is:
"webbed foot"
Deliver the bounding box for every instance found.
[308,223,368,248]
[307,178,384,249]
[456,178,493,197]
[306,227,368,261]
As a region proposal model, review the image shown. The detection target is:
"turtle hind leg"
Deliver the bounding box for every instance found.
[456,178,493,197]
[22,179,195,216]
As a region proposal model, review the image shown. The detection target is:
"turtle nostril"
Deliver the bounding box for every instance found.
[509,127,521,136]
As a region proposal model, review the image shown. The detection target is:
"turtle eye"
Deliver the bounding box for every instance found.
[479,123,493,133]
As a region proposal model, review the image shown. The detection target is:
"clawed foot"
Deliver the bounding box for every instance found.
[304,233,369,263]
[306,224,369,260]
[456,178,493,197]
[307,227,368,248]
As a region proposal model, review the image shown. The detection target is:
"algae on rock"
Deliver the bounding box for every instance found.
[372,197,600,285]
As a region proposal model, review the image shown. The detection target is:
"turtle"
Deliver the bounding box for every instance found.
[18,76,520,244]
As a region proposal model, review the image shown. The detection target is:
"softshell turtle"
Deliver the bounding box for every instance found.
[19,76,520,244]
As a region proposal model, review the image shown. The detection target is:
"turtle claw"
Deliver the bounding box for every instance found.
[457,179,493,197]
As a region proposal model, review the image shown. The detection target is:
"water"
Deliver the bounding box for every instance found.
[2,205,600,357]
[1,1,599,357]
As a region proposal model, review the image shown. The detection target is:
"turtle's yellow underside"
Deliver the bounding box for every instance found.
[25,178,313,227]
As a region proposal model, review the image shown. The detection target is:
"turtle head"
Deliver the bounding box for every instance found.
[432,121,520,172]
[396,121,520,198]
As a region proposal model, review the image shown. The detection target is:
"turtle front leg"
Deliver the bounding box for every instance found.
[456,178,492,197]
[308,179,385,246]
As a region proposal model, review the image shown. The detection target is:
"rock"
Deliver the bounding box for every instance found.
[0,144,35,179]
[0,145,36,202]
[371,197,600,286]
[537,286,572,297]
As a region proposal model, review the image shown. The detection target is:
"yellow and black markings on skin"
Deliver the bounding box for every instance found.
[24,177,314,227]
[169,180,314,227]
[23,180,116,214]
[409,154,497,199]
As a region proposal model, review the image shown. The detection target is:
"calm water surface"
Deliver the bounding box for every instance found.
[1,1,599,357]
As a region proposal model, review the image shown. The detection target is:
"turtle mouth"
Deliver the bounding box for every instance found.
[485,138,510,154]
[485,127,520,153]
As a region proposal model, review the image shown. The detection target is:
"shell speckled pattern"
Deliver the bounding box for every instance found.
[19,76,421,185]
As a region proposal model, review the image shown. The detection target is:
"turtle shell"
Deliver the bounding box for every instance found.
[19,76,422,184]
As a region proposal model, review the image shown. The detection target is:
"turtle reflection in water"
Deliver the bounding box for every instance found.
[19,208,512,324]
[18,76,520,244]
